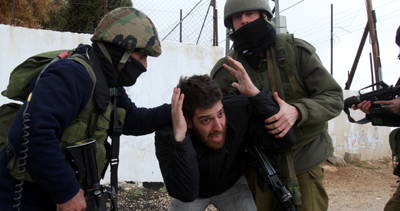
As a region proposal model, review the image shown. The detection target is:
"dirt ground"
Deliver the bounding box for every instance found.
[322,159,399,211]
[114,159,399,211]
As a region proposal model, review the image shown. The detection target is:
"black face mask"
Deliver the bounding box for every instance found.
[117,56,147,87]
[93,42,147,87]
[229,17,276,56]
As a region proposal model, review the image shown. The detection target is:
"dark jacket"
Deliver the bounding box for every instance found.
[0,46,171,210]
[155,90,296,202]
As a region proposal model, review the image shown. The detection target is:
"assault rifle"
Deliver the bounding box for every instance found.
[343,81,400,125]
[66,139,115,211]
[245,144,295,211]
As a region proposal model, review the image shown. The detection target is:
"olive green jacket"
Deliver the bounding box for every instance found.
[211,36,343,176]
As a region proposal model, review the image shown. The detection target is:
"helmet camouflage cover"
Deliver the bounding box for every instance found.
[91,7,162,57]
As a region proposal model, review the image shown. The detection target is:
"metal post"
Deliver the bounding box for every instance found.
[365,0,381,85]
[369,52,375,91]
[344,23,369,90]
[11,0,16,25]
[180,9,182,43]
[275,0,281,33]
[212,0,218,46]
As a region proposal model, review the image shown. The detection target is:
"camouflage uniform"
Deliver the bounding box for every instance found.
[0,7,171,211]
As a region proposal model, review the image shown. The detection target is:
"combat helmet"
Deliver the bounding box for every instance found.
[91,7,161,70]
[224,0,273,29]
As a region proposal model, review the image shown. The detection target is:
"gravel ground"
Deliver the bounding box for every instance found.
[111,181,218,211]
[107,160,398,211]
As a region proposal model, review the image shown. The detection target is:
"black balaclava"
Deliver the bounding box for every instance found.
[229,17,276,57]
[92,42,147,87]
[117,54,147,87]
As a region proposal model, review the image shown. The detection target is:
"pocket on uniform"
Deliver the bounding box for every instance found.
[61,119,88,145]
[309,166,325,181]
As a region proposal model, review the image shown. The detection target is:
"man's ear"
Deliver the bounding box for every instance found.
[185,117,193,129]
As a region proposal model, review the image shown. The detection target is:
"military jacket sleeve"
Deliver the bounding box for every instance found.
[290,38,343,126]
[228,90,297,149]
[155,126,200,202]
[118,87,172,136]
[8,59,93,204]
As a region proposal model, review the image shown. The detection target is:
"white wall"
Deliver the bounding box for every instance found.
[0,25,392,184]
[0,25,224,183]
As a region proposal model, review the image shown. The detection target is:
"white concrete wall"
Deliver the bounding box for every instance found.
[0,25,392,184]
[0,25,224,183]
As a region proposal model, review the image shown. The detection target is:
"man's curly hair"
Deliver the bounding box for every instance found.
[177,75,223,120]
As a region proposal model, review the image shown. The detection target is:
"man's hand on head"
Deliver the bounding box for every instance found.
[171,87,187,142]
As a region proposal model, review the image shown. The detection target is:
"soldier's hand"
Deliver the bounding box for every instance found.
[374,97,400,114]
[351,100,371,114]
[57,189,86,211]
[265,92,299,138]
[223,56,260,97]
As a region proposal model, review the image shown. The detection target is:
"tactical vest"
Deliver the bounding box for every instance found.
[4,52,126,184]
[211,33,328,205]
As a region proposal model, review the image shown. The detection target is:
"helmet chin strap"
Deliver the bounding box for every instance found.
[117,51,131,71]
[96,41,131,72]
[97,42,113,64]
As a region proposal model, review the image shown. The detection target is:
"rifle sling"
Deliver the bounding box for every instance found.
[110,87,122,211]
[266,47,302,205]
[266,48,285,100]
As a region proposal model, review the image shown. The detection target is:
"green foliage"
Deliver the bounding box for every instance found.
[3,0,132,33]
[133,189,143,196]
[380,157,390,165]
[355,163,382,170]
[45,0,133,33]
[160,185,168,193]
[1,0,64,28]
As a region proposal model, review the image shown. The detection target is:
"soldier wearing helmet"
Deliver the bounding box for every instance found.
[210,0,343,210]
[0,7,171,211]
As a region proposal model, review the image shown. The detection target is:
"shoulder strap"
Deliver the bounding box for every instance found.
[266,47,285,100]
[275,34,300,99]
[70,54,97,85]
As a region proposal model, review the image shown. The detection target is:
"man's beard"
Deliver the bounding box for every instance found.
[192,123,227,150]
